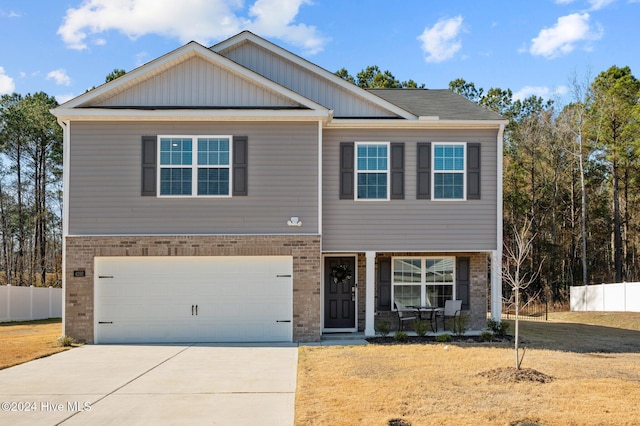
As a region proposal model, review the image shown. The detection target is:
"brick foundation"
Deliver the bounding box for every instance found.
[65,235,322,343]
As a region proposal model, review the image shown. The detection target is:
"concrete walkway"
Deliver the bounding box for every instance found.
[0,343,298,426]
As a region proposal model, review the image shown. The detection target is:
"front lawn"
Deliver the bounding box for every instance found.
[0,318,68,370]
[295,312,640,425]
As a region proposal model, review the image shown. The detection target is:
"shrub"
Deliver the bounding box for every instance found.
[452,313,469,337]
[394,331,409,343]
[413,320,430,337]
[480,331,494,342]
[487,319,510,337]
[435,333,452,343]
[375,320,391,337]
[57,335,75,347]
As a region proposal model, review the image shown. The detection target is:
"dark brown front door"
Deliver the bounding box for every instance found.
[324,257,356,329]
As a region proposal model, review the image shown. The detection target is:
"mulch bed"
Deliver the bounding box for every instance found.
[478,367,554,383]
[366,335,509,345]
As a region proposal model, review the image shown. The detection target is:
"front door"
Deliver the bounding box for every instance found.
[324,257,356,329]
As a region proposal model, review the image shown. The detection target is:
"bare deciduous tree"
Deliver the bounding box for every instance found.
[503,220,543,369]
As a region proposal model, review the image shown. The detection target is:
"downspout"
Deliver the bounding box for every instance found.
[56,118,70,336]
[318,120,323,237]
[492,123,505,321]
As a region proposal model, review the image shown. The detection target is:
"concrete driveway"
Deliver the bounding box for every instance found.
[0,343,298,426]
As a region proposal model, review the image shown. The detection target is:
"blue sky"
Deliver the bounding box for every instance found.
[1,0,638,105]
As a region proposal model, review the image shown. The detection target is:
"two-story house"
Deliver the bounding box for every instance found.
[52,31,506,344]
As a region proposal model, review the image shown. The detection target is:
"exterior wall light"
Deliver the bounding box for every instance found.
[287,217,302,227]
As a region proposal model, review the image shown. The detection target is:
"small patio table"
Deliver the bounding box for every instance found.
[408,306,443,332]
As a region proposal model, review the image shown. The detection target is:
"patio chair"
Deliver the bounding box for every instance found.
[436,299,462,331]
[394,299,417,332]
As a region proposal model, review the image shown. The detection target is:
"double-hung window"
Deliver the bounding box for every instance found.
[158,135,232,197]
[392,257,455,308]
[433,143,465,200]
[355,142,389,200]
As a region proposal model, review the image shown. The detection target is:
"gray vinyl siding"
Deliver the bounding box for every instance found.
[68,121,318,235]
[218,43,396,118]
[322,129,499,252]
[93,55,299,108]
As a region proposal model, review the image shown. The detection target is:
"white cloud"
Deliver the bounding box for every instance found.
[0,66,15,94]
[513,85,569,101]
[587,0,615,10]
[554,0,614,9]
[248,0,327,54]
[55,93,76,104]
[57,0,327,54]
[47,69,72,86]
[0,10,21,18]
[530,13,603,58]
[418,16,464,63]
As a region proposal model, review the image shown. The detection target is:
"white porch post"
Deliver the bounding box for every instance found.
[365,251,376,336]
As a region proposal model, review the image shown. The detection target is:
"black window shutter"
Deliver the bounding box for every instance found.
[467,143,481,200]
[233,136,248,196]
[377,257,392,311]
[390,143,404,199]
[141,136,156,196]
[456,257,470,310]
[340,142,354,199]
[416,142,431,199]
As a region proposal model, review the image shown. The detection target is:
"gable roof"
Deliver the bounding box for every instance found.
[367,89,504,121]
[212,31,417,120]
[53,40,331,121]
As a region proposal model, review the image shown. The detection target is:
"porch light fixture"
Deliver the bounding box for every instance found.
[287,216,302,227]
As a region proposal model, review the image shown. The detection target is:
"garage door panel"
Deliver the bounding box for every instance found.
[95,256,293,343]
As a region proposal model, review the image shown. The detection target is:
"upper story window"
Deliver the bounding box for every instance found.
[158,136,232,197]
[433,143,465,200]
[356,142,389,200]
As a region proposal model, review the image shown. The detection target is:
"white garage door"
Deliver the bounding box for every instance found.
[94,256,293,343]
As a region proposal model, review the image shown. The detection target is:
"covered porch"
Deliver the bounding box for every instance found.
[321,251,502,337]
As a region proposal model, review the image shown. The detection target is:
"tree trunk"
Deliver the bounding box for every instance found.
[612,160,623,282]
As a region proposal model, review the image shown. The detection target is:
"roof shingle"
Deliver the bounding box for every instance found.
[367,88,504,121]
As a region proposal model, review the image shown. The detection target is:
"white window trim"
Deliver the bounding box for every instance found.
[391,256,456,309]
[431,142,467,201]
[354,141,391,201]
[157,135,233,198]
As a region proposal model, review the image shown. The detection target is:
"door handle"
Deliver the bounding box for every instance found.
[276,320,291,323]
[192,305,194,316]
[195,305,198,316]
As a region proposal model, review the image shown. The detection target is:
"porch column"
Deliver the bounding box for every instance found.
[365,251,376,336]
[491,250,502,321]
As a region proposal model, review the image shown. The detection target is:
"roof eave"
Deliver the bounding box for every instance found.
[326,118,509,129]
[51,108,333,122]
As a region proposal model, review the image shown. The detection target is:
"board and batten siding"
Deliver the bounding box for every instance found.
[218,42,396,118]
[322,129,499,252]
[93,55,299,108]
[68,121,319,235]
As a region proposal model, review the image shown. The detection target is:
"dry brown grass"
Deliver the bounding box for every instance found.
[295,312,640,425]
[0,318,68,370]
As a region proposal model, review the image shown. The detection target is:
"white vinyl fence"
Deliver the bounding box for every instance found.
[0,285,63,322]
[571,282,640,312]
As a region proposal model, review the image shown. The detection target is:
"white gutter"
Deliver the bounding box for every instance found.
[326,118,509,129]
[52,108,332,122]
[56,118,70,336]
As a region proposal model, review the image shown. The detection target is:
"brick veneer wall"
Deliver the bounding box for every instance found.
[65,235,322,343]
[370,252,489,332]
